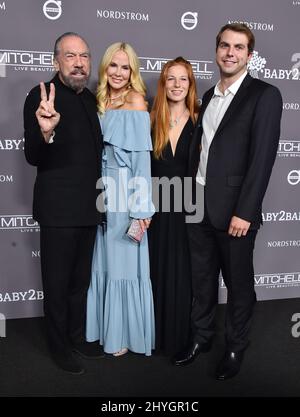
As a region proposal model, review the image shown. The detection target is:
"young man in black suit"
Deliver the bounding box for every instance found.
[173,23,282,379]
[24,33,104,374]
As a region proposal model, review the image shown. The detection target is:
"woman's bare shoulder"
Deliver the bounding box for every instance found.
[126,90,147,111]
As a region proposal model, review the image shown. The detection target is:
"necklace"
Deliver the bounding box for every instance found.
[169,108,188,128]
[109,92,124,102]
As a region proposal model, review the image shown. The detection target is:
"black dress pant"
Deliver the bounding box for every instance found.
[40,226,97,357]
[187,212,257,352]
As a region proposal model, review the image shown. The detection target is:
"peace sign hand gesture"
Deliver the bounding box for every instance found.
[35,82,60,143]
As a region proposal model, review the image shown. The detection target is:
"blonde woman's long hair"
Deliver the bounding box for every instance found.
[151,57,200,159]
[97,42,146,115]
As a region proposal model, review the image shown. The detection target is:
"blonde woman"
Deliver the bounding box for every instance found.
[149,57,199,357]
[86,43,155,356]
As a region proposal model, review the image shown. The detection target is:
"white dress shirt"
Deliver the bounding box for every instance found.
[196,71,248,185]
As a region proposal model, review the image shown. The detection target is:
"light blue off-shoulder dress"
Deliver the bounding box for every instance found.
[86,110,155,355]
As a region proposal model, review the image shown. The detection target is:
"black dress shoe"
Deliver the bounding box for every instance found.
[53,353,85,375]
[172,341,211,366]
[72,341,105,359]
[215,350,244,380]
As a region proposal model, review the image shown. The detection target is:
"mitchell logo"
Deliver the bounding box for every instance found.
[0,215,39,231]
[181,12,198,31]
[0,2,5,12]
[262,211,300,222]
[287,170,300,185]
[0,49,54,77]
[248,50,300,81]
[221,272,300,288]
[43,0,62,20]
[278,140,300,158]
[97,9,149,22]
[255,272,300,288]
[0,138,24,151]
[0,174,13,183]
[228,20,274,31]
[0,52,5,77]
[139,56,213,80]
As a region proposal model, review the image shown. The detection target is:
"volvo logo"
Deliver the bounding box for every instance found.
[287,170,300,185]
[181,12,198,31]
[43,0,62,20]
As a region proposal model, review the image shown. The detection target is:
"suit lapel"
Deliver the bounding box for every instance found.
[81,93,102,141]
[198,88,214,127]
[81,91,103,155]
[187,74,254,176]
[188,88,214,162]
[214,74,253,137]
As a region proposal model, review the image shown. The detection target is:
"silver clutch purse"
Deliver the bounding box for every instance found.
[126,219,145,243]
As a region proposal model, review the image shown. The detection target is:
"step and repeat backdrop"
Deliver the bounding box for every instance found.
[0,0,299,319]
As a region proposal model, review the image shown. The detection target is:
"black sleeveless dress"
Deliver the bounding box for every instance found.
[148,118,194,356]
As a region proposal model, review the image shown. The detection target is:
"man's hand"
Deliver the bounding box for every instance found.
[35,82,60,142]
[228,216,251,237]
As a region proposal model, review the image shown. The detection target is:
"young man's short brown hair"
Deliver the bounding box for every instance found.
[216,23,255,54]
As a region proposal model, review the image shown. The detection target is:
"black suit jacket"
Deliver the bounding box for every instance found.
[24,74,104,227]
[188,74,282,230]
